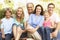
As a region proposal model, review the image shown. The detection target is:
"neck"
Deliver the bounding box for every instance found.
[6,17,11,19]
[48,11,53,16]
[16,17,20,22]
[36,13,40,16]
[45,17,49,21]
[28,13,31,15]
[28,12,33,15]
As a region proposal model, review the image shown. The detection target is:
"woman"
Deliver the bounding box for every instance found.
[12,7,26,40]
[26,4,44,40]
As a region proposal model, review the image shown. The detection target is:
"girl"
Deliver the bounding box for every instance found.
[43,11,55,40]
[43,11,55,28]
[12,7,26,40]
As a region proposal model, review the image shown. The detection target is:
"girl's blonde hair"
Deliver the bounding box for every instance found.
[44,10,50,16]
[16,7,24,22]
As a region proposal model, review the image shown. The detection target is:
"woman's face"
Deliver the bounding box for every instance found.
[17,8,23,17]
[36,6,41,15]
[5,11,11,18]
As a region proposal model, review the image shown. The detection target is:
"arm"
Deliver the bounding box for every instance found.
[52,22,60,37]
[26,23,40,33]
[52,14,60,37]
[1,23,5,38]
[50,20,55,28]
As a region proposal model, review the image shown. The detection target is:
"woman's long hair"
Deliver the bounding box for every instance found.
[16,7,24,23]
[33,4,44,15]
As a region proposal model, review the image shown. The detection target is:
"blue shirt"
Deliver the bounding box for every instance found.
[1,17,14,34]
[28,14,44,28]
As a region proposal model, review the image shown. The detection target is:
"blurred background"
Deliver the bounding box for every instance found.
[0,0,60,39]
[0,0,60,19]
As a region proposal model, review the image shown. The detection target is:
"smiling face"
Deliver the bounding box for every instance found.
[27,3,34,14]
[48,3,55,14]
[44,12,50,19]
[16,8,23,18]
[5,10,12,18]
[36,6,42,15]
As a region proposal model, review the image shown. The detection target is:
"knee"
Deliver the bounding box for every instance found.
[17,27,23,33]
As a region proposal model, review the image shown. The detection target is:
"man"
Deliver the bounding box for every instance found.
[27,3,34,15]
[25,3,34,21]
[47,3,60,40]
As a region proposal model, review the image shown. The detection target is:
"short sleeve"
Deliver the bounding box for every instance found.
[55,14,60,23]
[1,18,4,29]
[1,23,4,29]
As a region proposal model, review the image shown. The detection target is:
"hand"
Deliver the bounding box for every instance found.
[22,30,26,32]
[27,28,36,34]
[31,29,36,33]
[52,30,58,38]
[2,34,5,38]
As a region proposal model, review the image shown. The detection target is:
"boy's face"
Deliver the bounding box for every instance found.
[5,11,11,18]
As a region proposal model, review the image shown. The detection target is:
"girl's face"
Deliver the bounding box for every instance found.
[17,8,23,17]
[44,12,50,18]
[36,6,41,15]
[5,11,11,18]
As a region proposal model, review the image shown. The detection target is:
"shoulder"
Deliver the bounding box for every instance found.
[29,14,35,18]
[40,15,44,19]
[10,17,14,21]
[1,18,6,22]
[30,14,35,16]
[53,12,59,16]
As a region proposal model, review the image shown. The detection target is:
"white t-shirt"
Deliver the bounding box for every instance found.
[1,17,14,34]
[24,10,30,21]
[50,12,60,23]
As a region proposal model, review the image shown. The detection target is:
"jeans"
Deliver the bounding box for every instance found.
[5,34,12,40]
[44,27,51,40]
[0,32,2,40]
[37,27,51,40]
[37,27,45,40]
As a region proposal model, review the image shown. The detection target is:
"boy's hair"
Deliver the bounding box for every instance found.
[4,8,12,16]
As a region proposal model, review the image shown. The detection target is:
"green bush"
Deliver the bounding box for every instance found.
[0,9,16,19]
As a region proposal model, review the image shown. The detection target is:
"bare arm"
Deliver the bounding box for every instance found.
[1,28,5,38]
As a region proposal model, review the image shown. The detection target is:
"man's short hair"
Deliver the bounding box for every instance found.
[48,3,55,8]
[27,3,34,7]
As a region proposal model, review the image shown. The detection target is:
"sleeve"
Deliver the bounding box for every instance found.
[12,19,17,27]
[38,17,44,27]
[1,23,4,29]
[27,14,33,25]
[55,14,60,23]
[1,19,4,29]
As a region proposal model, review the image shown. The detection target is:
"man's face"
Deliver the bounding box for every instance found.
[27,4,34,14]
[48,5,55,13]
